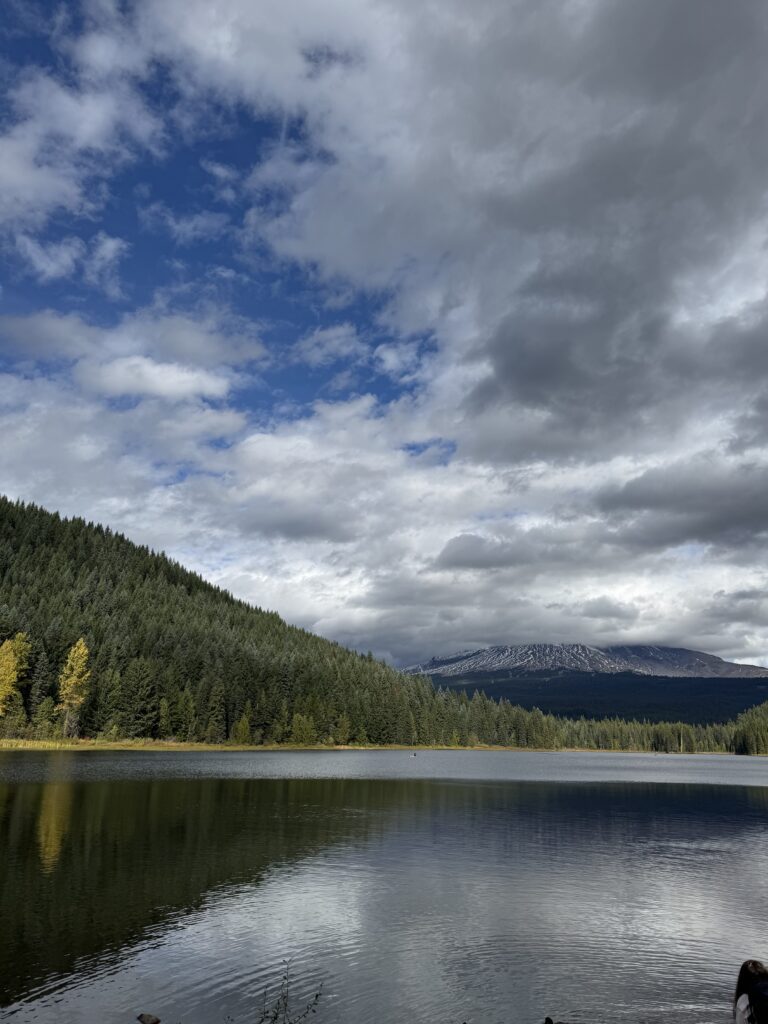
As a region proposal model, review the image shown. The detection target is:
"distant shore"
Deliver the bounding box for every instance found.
[0,737,546,752]
[0,737,741,755]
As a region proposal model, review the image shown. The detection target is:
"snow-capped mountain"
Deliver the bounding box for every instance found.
[406,643,768,679]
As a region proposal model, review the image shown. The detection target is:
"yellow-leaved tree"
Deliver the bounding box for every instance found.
[0,633,32,734]
[57,638,90,738]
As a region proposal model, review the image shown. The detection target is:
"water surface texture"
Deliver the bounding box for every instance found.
[2,750,768,1023]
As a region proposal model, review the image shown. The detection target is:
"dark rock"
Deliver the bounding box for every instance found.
[137,1015,160,1024]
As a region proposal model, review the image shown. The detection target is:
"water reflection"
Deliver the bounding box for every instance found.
[1,755,767,1023]
[1,775,393,1010]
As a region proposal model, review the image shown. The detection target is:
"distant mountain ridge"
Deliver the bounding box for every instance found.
[407,642,768,679]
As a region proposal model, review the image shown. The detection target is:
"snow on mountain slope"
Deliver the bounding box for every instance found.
[406,643,768,678]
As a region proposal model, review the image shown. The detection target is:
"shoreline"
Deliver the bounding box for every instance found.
[0,738,743,755]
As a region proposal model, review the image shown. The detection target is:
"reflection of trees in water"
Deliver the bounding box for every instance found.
[0,777,396,1006]
[37,780,74,874]
[746,787,768,812]
[2,772,768,1009]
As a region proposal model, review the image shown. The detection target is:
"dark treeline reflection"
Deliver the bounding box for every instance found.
[0,771,408,1006]
[4,764,768,1019]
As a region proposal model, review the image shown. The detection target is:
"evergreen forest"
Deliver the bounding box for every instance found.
[2,495,768,755]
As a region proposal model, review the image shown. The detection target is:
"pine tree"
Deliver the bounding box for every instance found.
[334,711,351,745]
[31,696,57,739]
[57,638,90,738]
[205,683,226,744]
[29,648,54,713]
[158,697,172,739]
[269,700,290,744]
[178,689,197,742]
[0,605,20,644]
[121,659,158,738]
[290,712,318,746]
[231,712,252,745]
[98,668,123,735]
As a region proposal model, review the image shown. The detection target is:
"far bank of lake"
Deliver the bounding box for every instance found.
[0,735,762,755]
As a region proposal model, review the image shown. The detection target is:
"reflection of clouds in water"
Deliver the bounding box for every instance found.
[5,862,368,1024]
[188,857,369,963]
[326,786,768,1023]
[8,777,768,1024]
[110,786,768,1023]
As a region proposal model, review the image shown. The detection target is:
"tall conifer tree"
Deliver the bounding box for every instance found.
[121,659,158,738]
[29,648,54,712]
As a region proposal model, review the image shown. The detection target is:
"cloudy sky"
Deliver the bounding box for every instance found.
[2,0,768,666]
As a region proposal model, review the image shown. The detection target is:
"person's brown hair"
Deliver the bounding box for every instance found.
[735,960,768,1017]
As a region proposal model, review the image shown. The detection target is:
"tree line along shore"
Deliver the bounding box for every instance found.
[2,630,768,754]
[2,495,768,755]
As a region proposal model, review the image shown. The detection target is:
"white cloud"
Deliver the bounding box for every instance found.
[16,235,86,281]
[83,232,130,298]
[0,49,159,231]
[112,308,264,367]
[0,125,82,229]
[11,72,157,153]
[140,202,231,245]
[4,349,768,665]
[292,324,367,368]
[0,305,264,369]
[0,311,104,359]
[200,160,238,183]
[78,355,232,400]
[374,342,421,381]
[14,230,129,297]
[200,159,240,203]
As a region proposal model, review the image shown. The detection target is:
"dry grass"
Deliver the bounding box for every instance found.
[0,737,509,753]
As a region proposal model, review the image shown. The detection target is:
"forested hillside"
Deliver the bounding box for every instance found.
[2,495,768,754]
[440,672,768,724]
[0,496,446,744]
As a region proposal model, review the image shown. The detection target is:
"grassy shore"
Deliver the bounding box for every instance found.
[0,737,506,752]
[0,737,738,754]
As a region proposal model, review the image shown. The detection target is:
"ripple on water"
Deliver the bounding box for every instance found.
[3,757,768,1023]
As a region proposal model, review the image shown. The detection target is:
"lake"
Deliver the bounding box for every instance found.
[2,750,768,1024]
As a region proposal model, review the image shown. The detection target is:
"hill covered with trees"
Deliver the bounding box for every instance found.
[439,671,768,724]
[0,496,437,745]
[2,494,768,755]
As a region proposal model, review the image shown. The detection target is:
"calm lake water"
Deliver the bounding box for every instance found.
[2,750,768,1024]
